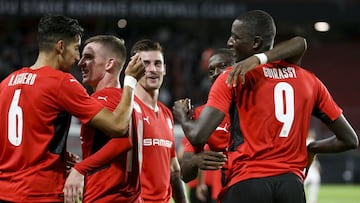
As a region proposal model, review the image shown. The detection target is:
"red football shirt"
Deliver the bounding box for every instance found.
[0,66,103,202]
[135,97,176,203]
[183,104,230,199]
[206,60,342,191]
[74,87,141,203]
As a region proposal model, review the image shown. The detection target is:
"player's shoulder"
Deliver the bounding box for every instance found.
[92,87,122,97]
[157,101,171,111]
[157,101,173,118]
[217,67,231,80]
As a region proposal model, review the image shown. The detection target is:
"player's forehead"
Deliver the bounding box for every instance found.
[139,50,164,62]
[231,19,250,39]
[82,42,103,54]
[209,54,231,67]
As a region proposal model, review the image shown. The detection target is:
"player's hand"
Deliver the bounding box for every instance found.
[195,151,227,170]
[124,53,145,81]
[226,55,259,86]
[195,183,208,202]
[172,98,192,122]
[305,151,316,176]
[65,151,80,177]
[63,168,84,203]
[186,99,194,119]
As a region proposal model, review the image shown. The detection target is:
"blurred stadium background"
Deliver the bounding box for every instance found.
[1,0,360,193]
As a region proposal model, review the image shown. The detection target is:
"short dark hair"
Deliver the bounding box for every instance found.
[130,39,163,56]
[211,48,235,64]
[236,10,276,48]
[37,14,84,51]
[84,35,127,68]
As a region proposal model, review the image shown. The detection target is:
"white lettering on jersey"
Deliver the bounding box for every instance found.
[143,138,173,148]
[69,79,78,82]
[8,73,37,86]
[263,67,297,79]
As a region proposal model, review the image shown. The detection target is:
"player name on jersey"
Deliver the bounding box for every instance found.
[8,72,37,86]
[263,67,297,79]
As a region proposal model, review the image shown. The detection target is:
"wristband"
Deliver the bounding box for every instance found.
[254,53,268,64]
[124,75,137,89]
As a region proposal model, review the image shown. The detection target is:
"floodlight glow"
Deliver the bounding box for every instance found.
[314,22,330,32]
[117,19,127,29]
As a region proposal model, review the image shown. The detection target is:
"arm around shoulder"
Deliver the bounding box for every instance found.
[265,36,307,65]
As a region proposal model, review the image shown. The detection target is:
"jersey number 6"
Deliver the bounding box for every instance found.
[8,89,23,146]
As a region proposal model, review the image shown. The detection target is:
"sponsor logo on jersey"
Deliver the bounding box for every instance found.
[143,116,150,125]
[97,96,108,102]
[216,123,229,133]
[143,138,173,148]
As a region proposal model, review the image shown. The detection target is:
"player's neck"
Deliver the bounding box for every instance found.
[93,75,120,92]
[135,84,159,110]
[30,52,60,70]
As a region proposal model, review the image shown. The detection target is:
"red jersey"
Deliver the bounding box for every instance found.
[207,60,342,192]
[0,66,103,202]
[135,97,176,203]
[74,87,142,203]
[183,104,230,199]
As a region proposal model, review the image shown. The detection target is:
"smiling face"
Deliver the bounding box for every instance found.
[77,42,107,88]
[137,50,166,92]
[227,19,256,62]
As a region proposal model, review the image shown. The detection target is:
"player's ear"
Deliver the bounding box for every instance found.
[253,35,263,50]
[55,40,65,54]
[105,58,115,71]
[163,64,167,75]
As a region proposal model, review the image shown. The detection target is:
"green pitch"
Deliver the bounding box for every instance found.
[171,184,360,203]
[313,184,360,203]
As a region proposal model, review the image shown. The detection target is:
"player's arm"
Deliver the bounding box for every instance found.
[170,157,188,203]
[64,136,132,202]
[195,170,208,202]
[74,137,132,174]
[180,151,198,182]
[173,100,224,146]
[181,151,226,183]
[265,36,307,65]
[88,54,145,137]
[227,36,307,86]
[307,114,359,154]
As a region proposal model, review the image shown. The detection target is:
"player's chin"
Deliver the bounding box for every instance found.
[82,76,90,84]
[146,80,160,87]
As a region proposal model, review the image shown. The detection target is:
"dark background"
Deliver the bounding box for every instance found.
[1,0,360,184]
